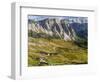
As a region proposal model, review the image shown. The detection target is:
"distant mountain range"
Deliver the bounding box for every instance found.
[28,16,88,23]
[28,17,88,41]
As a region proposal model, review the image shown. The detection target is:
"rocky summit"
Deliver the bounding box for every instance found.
[28,17,87,41]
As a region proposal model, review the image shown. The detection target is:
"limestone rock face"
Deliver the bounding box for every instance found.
[28,17,87,41]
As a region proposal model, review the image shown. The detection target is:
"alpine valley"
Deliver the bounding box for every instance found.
[28,16,88,66]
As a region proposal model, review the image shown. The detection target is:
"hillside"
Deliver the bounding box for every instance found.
[28,37,87,66]
[28,16,88,66]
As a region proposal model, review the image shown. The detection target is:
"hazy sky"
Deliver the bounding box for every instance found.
[28,15,88,23]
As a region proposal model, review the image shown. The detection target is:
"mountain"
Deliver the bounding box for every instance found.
[28,17,87,41]
[28,17,88,66]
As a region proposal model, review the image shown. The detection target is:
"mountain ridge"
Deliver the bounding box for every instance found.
[28,17,87,41]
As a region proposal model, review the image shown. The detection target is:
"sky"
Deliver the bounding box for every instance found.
[28,15,88,23]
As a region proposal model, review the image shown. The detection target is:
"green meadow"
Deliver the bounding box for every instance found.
[28,37,88,66]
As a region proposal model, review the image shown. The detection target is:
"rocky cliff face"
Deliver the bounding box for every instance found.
[28,17,87,41]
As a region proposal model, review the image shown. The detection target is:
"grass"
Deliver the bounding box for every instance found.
[28,37,88,66]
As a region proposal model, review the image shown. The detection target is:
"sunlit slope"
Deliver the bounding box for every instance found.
[28,37,87,66]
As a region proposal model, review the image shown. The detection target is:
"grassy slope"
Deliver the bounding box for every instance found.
[28,37,88,66]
